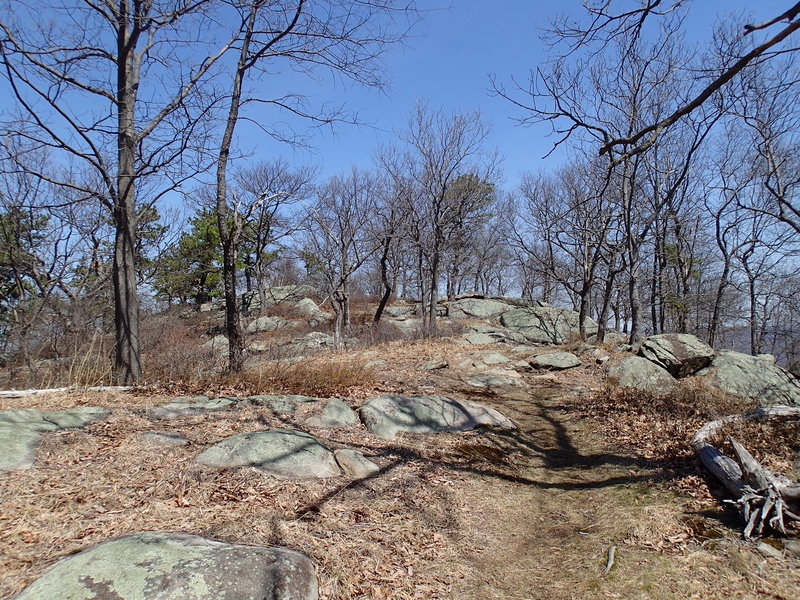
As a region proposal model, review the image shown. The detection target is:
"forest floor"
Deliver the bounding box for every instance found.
[1,335,798,599]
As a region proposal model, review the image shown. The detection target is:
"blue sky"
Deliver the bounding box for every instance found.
[241,0,790,190]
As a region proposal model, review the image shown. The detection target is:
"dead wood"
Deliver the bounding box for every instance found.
[691,405,800,538]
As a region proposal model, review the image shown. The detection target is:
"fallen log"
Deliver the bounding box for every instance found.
[691,405,800,538]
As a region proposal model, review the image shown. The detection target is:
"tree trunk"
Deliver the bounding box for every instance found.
[113,8,142,384]
[374,237,392,322]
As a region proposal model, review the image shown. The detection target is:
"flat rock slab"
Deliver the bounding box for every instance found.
[147,396,236,419]
[607,356,677,396]
[530,352,581,371]
[306,398,359,429]
[0,407,110,472]
[15,532,318,600]
[447,298,514,319]
[463,373,525,389]
[359,395,515,438]
[195,429,341,479]
[639,333,714,378]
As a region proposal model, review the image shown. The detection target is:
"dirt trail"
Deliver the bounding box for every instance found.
[429,374,800,600]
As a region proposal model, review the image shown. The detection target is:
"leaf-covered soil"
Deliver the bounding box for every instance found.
[1,337,798,599]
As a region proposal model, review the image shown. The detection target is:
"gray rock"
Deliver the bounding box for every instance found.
[500,306,598,344]
[607,356,678,395]
[202,334,228,352]
[420,358,448,370]
[784,540,800,559]
[464,373,525,389]
[334,449,381,479]
[147,396,236,419]
[462,333,497,345]
[243,285,319,310]
[446,297,513,319]
[639,333,715,378]
[530,351,581,370]
[139,431,190,447]
[306,398,358,429]
[245,315,287,333]
[587,331,628,345]
[15,532,318,600]
[196,429,341,478]
[695,350,800,406]
[0,407,110,472]
[383,304,417,319]
[463,324,529,344]
[360,395,515,438]
[479,351,511,365]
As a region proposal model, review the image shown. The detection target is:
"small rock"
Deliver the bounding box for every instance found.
[334,449,381,479]
[530,351,581,370]
[463,333,496,345]
[420,358,449,370]
[756,541,785,560]
[479,351,511,365]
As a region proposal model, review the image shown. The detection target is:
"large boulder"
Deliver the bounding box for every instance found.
[695,350,800,406]
[500,306,597,344]
[0,407,110,472]
[639,333,714,378]
[15,532,318,600]
[242,285,319,312]
[195,429,341,478]
[359,395,515,438]
[607,356,678,395]
[446,297,514,319]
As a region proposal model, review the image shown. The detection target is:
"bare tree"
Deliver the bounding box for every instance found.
[0,1,242,383]
[382,102,498,329]
[303,168,378,346]
[210,0,416,371]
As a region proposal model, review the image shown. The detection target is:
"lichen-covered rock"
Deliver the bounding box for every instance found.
[695,350,800,406]
[334,449,381,479]
[15,532,318,600]
[530,352,581,371]
[607,356,677,395]
[359,395,515,438]
[0,407,110,472]
[639,333,715,378]
[306,398,358,429]
[500,306,597,344]
[195,429,341,478]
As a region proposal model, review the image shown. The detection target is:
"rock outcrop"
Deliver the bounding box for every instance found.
[500,306,597,344]
[695,350,800,406]
[15,532,318,600]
